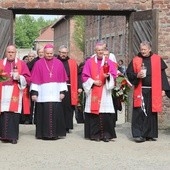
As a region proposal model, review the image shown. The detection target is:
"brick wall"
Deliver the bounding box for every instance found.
[85,15,126,63]
[0,0,153,11]
[53,18,69,53]
[53,16,83,64]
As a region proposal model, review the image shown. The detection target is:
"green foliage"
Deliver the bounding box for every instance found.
[0,70,10,82]
[112,74,132,104]
[73,16,85,52]
[15,15,55,48]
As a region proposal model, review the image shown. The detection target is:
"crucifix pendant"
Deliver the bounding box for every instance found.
[50,73,52,78]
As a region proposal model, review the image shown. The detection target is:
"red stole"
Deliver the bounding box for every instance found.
[22,87,30,114]
[90,57,106,115]
[133,54,162,112]
[9,61,21,112]
[151,55,162,112]
[68,59,78,105]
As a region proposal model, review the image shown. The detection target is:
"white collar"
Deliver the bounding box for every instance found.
[3,57,18,65]
[94,55,105,66]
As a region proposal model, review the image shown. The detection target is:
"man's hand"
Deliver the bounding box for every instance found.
[162,91,165,97]
[137,71,145,79]
[60,94,65,100]
[94,80,102,86]
[103,73,110,78]
[32,95,38,102]
[78,88,83,93]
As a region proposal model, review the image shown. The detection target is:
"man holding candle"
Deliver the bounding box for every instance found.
[82,42,117,142]
[126,41,170,142]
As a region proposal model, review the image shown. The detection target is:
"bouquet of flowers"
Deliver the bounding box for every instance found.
[113,73,132,103]
[77,92,85,112]
[0,70,10,82]
[75,92,85,123]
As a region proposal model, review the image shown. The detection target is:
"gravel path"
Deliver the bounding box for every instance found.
[0,121,170,170]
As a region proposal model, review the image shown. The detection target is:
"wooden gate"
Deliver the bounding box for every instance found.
[127,9,158,122]
[129,9,158,60]
[0,8,13,59]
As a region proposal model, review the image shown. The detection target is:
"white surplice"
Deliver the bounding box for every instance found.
[1,75,27,113]
[83,75,115,113]
[30,82,68,102]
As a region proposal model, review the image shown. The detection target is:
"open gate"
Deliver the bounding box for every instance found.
[0,8,13,59]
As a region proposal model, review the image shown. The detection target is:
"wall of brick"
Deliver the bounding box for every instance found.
[85,15,126,63]
[53,16,83,64]
[0,0,153,11]
[153,0,170,128]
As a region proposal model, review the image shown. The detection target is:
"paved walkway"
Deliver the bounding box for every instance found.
[0,120,170,170]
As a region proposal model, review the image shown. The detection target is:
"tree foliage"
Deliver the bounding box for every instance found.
[73,16,85,52]
[15,15,55,48]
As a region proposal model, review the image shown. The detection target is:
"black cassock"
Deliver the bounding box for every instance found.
[0,112,20,141]
[126,53,170,139]
[35,102,66,139]
[57,56,82,131]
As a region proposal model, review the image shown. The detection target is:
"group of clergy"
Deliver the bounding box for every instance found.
[1,40,170,144]
[0,44,81,144]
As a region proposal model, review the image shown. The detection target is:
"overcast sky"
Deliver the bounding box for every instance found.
[16,14,62,21]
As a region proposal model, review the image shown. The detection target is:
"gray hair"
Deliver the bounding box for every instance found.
[59,45,68,51]
[28,51,36,57]
[140,41,151,49]
[36,46,44,53]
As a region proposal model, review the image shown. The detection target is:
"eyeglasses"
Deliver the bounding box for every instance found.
[59,51,68,54]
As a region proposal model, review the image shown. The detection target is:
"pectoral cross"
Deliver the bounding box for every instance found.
[50,72,53,78]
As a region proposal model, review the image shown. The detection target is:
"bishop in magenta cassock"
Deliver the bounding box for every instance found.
[30,44,68,140]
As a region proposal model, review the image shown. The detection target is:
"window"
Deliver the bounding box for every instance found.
[118,34,123,54]
[111,36,115,53]
[106,36,110,50]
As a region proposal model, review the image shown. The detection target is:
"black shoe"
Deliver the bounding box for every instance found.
[103,137,109,142]
[134,137,146,143]
[11,139,17,144]
[1,139,9,143]
[91,138,100,142]
[66,129,70,133]
[146,137,157,141]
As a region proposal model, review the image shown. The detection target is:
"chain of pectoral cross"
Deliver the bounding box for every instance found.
[44,59,54,78]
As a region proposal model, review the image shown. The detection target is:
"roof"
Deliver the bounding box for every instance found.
[35,25,54,41]
[51,15,73,28]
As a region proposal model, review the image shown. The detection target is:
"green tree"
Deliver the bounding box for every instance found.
[15,15,55,48]
[73,16,85,52]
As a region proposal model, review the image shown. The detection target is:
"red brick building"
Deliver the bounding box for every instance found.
[52,16,84,65]
[34,25,54,50]
[85,15,126,64]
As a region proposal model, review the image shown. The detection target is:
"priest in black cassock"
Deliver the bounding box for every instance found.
[30,44,68,140]
[20,46,44,124]
[126,41,170,143]
[56,45,82,133]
